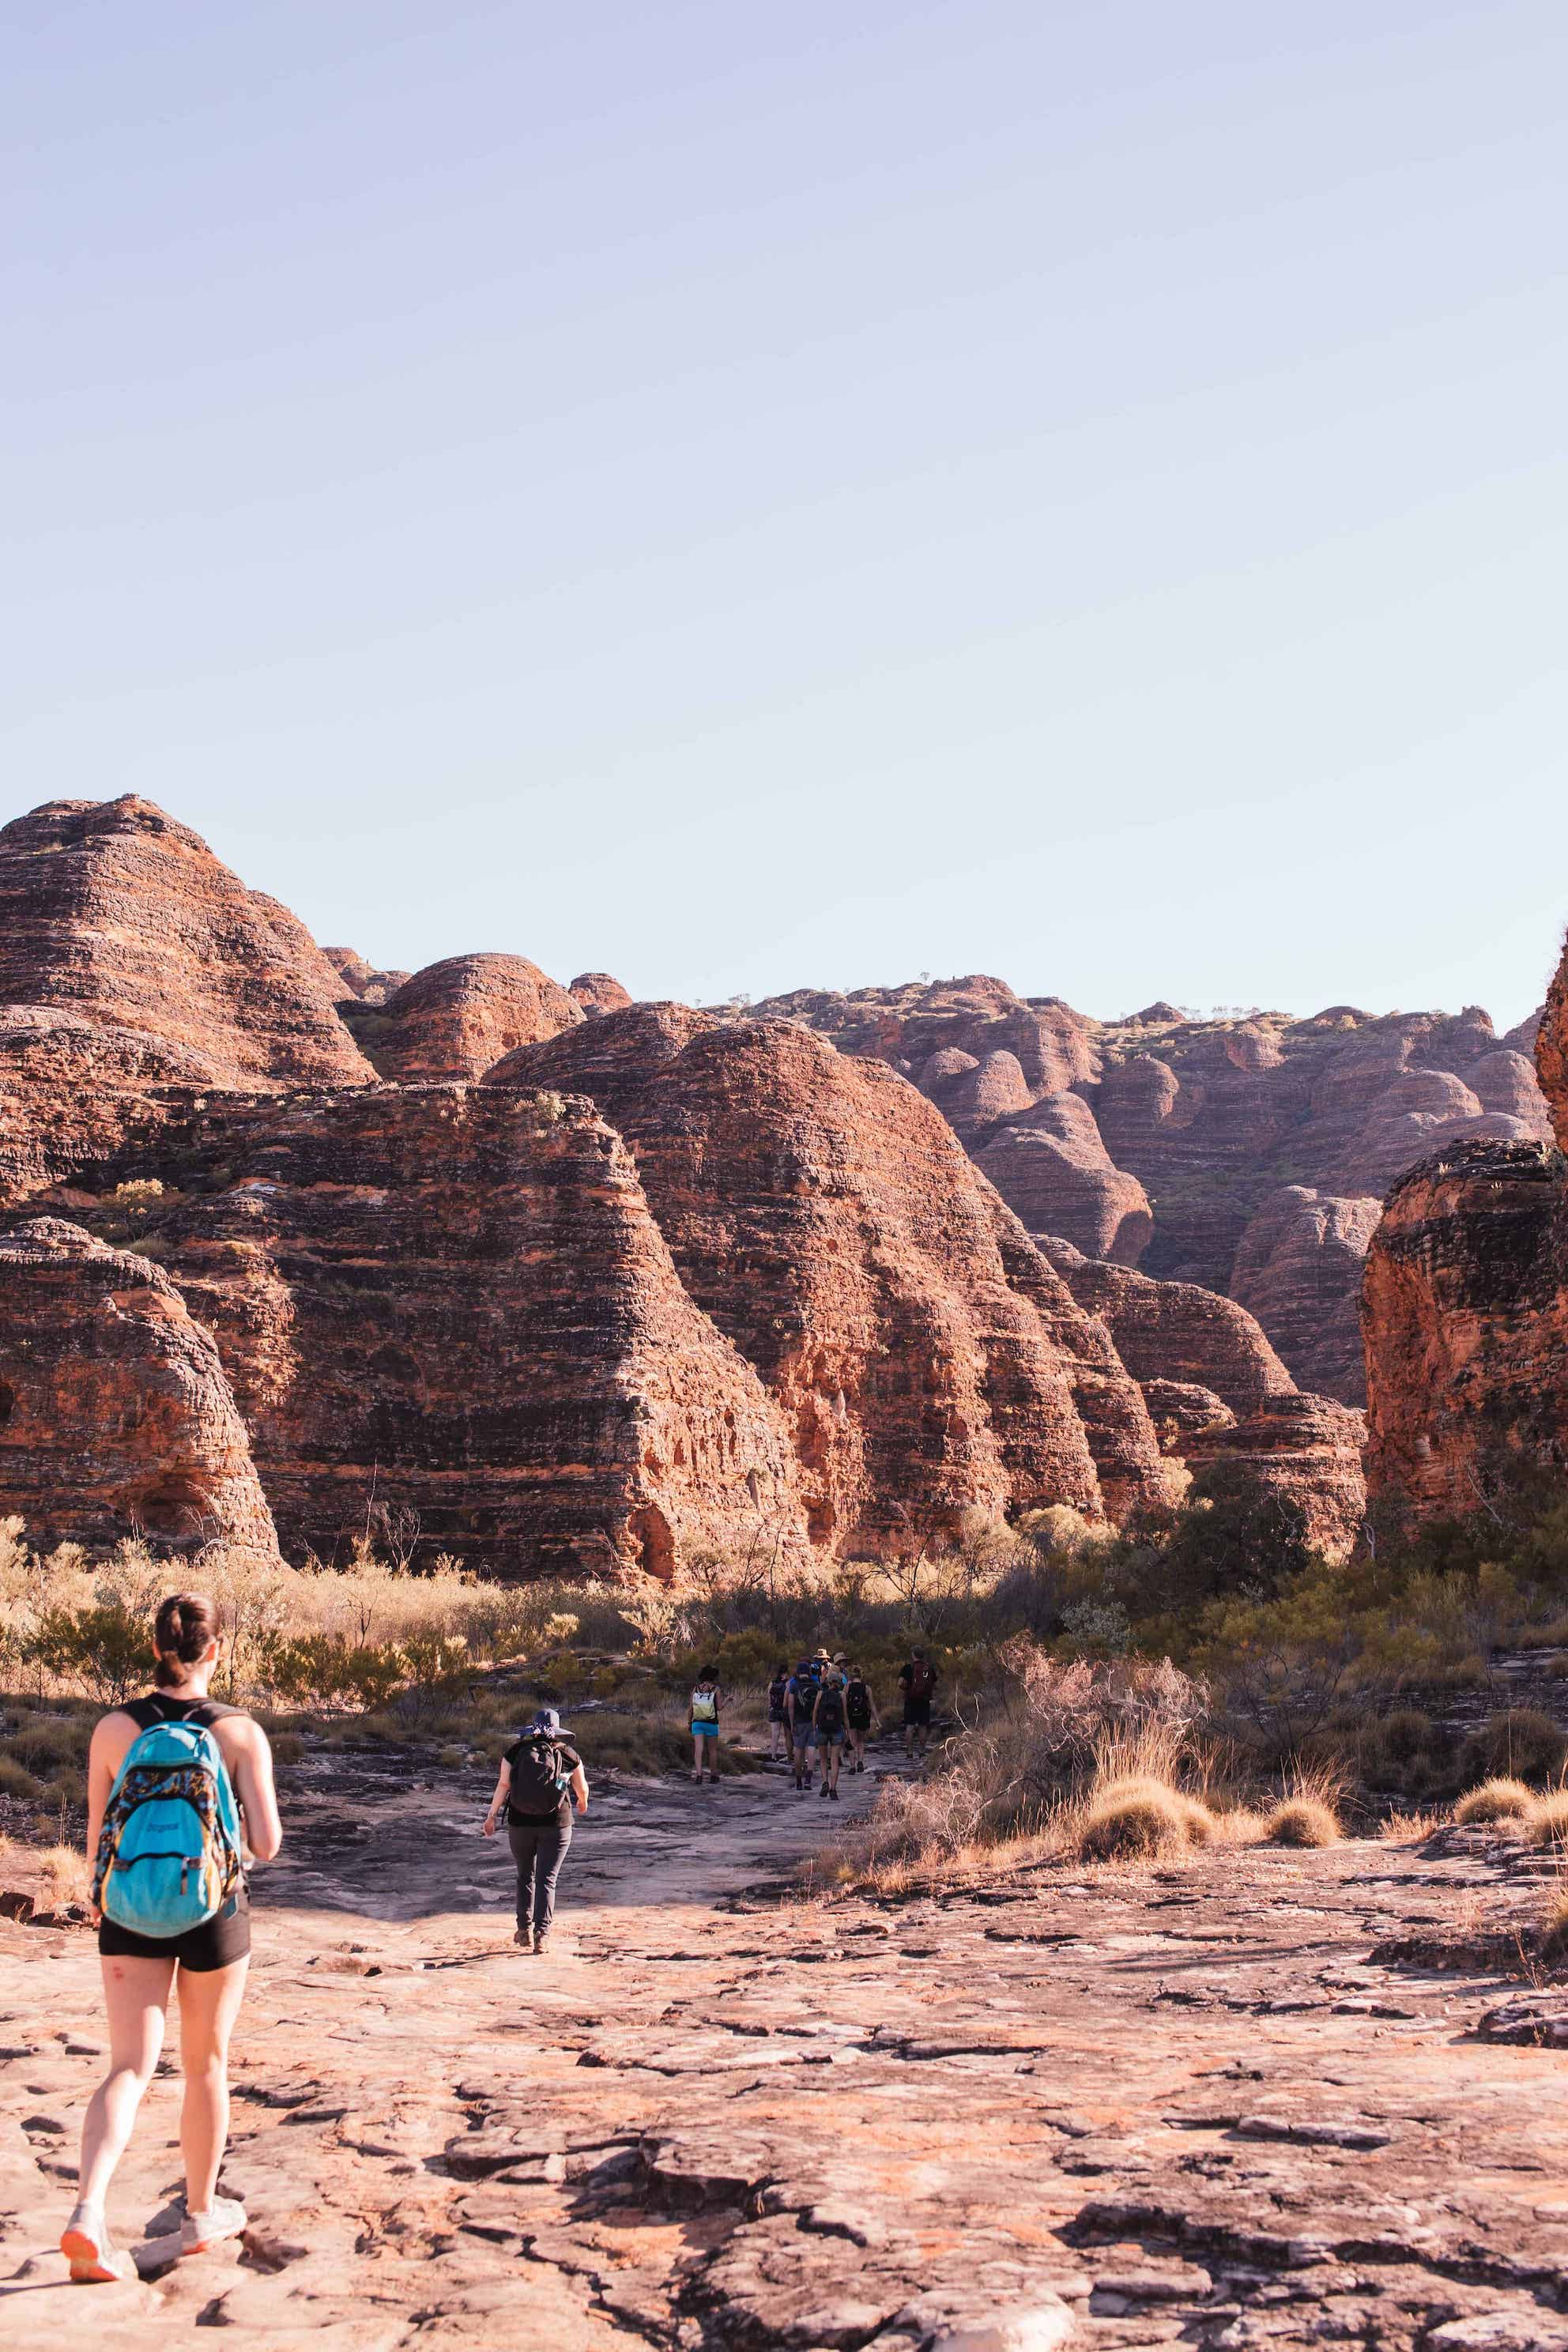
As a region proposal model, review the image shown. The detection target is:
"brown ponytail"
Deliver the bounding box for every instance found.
[153,1592,222,1687]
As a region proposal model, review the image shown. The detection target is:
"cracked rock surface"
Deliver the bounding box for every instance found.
[2,1759,1566,2349]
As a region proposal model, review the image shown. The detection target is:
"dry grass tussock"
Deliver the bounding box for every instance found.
[0,1832,89,1905]
[1540,1874,1568,1962]
[845,1648,1212,1883]
[1076,1776,1213,1862]
[1265,1796,1340,1847]
[1378,1809,1443,1843]
[1527,1790,1568,1849]
[1454,1777,1534,1825]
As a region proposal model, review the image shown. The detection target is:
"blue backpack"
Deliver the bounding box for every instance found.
[93,1714,243,1938]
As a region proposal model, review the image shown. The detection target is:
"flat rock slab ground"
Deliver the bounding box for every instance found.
[2,1751,1567,2351]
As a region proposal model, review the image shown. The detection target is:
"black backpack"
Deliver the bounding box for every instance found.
[768,1676,789,1713]
[816,1683,846,1736]
[790,1668,818,1717]
[507,1735,567,1819]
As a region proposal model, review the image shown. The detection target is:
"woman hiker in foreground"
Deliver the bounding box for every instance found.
[484,1708,588,1952]
[62,1591,283,2284]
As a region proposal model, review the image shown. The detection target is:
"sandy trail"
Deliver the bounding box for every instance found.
[2,1744,1567,2350]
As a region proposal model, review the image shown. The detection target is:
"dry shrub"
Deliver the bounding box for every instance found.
[1212,1805,1268,1845]
[1527,1791,1568,1849]
[1265,1796,1340,1847]
[36,1845,89,1905]
[1378,1809,1442,1842]
[1454,1777,1534,1826]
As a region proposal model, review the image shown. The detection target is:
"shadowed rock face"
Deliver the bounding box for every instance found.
[1182,1391,1368,1560]
[741,979,1551,1402]
[0,1218,279,1557]
[1363,1140,1567,1517]
[371,954,584,1080]
[119,1086,811,1581]
[1362,929,1568,1521]
[492,1008,1176,1543]
[1038,1234,1364,1552]
[1229,1188,1385,1408]
[0,797,371,1196]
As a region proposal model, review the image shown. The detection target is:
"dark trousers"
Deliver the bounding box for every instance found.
[507,1815,572,1933]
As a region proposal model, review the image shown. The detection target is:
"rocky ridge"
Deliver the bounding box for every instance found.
[490,1006,1178,1546]
[81,1085,812,1580]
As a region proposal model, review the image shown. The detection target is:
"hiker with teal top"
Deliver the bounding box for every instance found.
[689,1664,722,1783]
[62,1592,282,2284]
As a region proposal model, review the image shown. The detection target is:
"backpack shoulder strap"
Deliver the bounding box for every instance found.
[120,1696,171,1732]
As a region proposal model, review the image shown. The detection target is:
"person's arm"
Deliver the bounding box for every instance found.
[483,1756,511,1838]
[83,1714,124,1923]
[568,1763,588,1815]
[230,1720,283,1863]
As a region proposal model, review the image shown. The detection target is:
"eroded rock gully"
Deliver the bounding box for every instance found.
[3,1759,1566,2350]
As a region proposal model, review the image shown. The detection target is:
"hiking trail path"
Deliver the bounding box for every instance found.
[3,1742,1568,2350]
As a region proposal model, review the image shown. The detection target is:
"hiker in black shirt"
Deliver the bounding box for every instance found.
[898,1647,939,1760]
[483,1708,587,1954]
[843,1665,879,1774]
[766,1664,790,1765]
[814,1670,849,1801]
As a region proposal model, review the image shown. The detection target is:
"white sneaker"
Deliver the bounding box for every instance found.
[61,2203,136,2284]
[179,2193,247,2256]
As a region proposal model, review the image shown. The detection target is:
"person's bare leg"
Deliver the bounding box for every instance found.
[176,1958,250,2214]
[692,1734,703,1781]
[76,1954,175,2210]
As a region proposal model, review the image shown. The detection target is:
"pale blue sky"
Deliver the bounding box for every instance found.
[5,3,1565,1025]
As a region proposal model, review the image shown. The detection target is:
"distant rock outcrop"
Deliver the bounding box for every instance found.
[1038,1238,1294,1413]
[106,1087,810,1581]
[742,978,1551,1403]
[976,1092,1153,1265]
[370,954,583,1081]
[570,972,634,1018]
[1229,1188,1385,1408]
[323,947,411,1005]
[492,1007,1177,1545]
[0,1218,280,1558]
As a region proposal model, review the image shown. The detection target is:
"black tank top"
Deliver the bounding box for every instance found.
[122,1692,246,1732]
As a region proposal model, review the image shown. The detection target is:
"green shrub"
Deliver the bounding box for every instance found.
[27,1604,153,1703]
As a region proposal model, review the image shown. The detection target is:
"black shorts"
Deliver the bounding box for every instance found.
[903,1696,933,1727]
[847,1713,871,1734]
[99,1889,251,1973]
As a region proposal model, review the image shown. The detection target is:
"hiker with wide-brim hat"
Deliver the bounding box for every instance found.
[483,1709,587,1954]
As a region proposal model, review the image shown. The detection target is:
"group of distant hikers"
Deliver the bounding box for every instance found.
[55,1588,940,2285]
